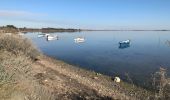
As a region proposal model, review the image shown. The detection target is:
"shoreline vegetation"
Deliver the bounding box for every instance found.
[0,25,170,34]
[0,25,81,33]
[0,25,170,100]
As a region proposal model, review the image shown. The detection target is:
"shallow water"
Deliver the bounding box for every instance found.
[25,31,170,86]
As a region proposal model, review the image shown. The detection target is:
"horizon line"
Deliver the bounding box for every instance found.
[0,25,170,31]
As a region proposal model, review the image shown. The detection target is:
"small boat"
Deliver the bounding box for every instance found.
[74,37,85,43]
[119,39,130,44]
[119,39,131,49]
[47,35,58,41]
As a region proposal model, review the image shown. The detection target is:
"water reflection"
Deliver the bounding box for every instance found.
[38,33,45,38]
[165,40,170,47]
[119,43,130,49]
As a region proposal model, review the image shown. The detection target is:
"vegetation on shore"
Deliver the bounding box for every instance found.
[0,25,81,33]
[0,34,40,99]
[1,25,169,34]
[0,28,169,100]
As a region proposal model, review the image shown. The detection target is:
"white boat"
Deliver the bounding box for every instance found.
[119,39,130,44]
[47,35,58,41]
[74,37,85,43]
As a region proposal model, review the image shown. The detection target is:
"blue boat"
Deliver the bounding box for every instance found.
[119,40,130,44]
[119,40,131,49]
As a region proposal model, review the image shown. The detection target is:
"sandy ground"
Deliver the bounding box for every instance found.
[4,56,151,100]
[26,56,147,100]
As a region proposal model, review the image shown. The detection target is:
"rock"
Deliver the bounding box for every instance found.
[114,77,121,83]
[44,79,48,82]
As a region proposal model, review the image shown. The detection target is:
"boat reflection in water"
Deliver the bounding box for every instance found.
[165,40,170,47]
[119,40,131,49]
[119,43,130,49]
[38,33,45,38]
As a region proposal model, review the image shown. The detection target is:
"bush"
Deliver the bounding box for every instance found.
[0,34,52,99]
[0,35,40,60]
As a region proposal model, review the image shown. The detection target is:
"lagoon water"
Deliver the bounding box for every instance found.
[26,31,170,86]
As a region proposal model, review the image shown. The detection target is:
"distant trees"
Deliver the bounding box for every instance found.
[0,25,18,33]
[6,25,17,29]
[41,28,81,33]
[0,25,81,33]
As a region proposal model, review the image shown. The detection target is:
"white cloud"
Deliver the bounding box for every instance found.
[0,10,81,28]
[0,10,44,17]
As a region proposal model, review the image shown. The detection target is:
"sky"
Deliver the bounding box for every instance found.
[0,0,170,30]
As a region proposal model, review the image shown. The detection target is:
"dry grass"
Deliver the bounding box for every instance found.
[0,50,55,100]
[0,34,56,100]
[0,34,40,60]
[0,34,38,99]
[0,50,29,99]
[0,64,11,86]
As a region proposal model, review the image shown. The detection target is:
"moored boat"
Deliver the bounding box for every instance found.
[119,39,130,44]
[47,35,58,41]
[74,37,85,43]
[119,39,131,49]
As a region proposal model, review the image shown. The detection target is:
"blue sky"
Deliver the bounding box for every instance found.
[0,0,170,29]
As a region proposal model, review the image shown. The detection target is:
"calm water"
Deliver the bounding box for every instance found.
[25,31,170,86]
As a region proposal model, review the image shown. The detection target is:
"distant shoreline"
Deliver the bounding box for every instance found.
[21,28,170,32]
[1,25,170,33]
[82,29,170,31]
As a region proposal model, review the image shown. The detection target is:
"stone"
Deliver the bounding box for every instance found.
[114,77,121,83]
